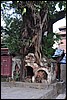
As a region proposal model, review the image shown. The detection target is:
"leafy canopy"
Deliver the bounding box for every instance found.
[1,1,66,57]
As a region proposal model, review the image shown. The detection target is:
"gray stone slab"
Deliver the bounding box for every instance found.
[1,86,53,99]
[1,81,66,99]
[56,93,66,99]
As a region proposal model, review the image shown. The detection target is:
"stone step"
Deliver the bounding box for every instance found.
[1,82,53,89]
[1,82,66,99]
[56,93,66,99]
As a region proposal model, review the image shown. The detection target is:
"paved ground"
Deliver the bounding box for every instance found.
[1,86,53,99]
[1,81,66,99]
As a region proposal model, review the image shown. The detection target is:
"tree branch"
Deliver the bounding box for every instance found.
[41,10,48,28]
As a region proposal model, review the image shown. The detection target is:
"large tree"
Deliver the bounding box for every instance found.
[1,1,66,80]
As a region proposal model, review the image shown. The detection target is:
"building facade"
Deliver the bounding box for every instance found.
[58,26,66,53]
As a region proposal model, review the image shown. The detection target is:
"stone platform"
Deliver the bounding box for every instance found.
[1,81,66,99]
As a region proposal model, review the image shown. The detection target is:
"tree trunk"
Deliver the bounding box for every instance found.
[18,2,48,80]
[20,45,27,81]
[48,20,53,33]
[22,3,48,66]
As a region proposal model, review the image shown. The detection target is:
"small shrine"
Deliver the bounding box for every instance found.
[23,53,57,84]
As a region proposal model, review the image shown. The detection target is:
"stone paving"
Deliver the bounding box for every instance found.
[1,86,53,99]
[1,81,66,99]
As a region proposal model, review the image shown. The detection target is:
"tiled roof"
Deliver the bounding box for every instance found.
[58,31,66,35]
[59,26,66,29]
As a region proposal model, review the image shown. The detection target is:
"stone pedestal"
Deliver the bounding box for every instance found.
[60,64,66,82]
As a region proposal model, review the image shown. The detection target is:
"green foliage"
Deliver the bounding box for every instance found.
[3,17,23,55]
[22,8,26,15]
[5,35,21,55]
[42,32,61,58]
[1,1,66,57]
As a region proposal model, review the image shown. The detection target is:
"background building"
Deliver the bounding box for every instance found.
[52,26,66,54]
[58,26,66,53]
